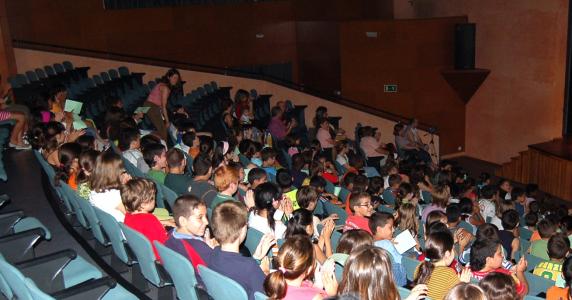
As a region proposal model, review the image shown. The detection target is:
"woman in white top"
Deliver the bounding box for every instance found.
[335,140,351,170]
[248,182,288,239]
[89,151,131,222]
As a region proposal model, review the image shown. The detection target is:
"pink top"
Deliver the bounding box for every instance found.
[360,136,381,158]
[316,128,333,149]
[146,83,166,107]
[283,281,327,300]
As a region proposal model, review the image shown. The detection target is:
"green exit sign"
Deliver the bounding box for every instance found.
[384,84,398,93]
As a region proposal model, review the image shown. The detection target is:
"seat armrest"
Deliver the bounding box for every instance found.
[0,210,24,236]
[50,277,116,299]
[0,228,45,263]
[17,249,76,293]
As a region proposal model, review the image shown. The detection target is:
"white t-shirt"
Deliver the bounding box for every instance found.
[336,154,348,166]
[89,189,124,222]
[248,212,287,239]
[479,198,496,221]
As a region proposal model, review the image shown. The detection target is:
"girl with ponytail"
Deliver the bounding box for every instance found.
[264,235,337,300]
[414,231,471,300]
[248,182,287,239]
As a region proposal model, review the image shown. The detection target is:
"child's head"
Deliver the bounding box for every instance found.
[182,131,199,148]
[199,136,214,158]
[367,176,384,196]
[538,219,557,239]
[446,204,461,225]
[247,168,268,188]
[525,183,539,198]
[296,186,318,212]
[77,135,96,151]
[396,203,419,236]
[58,142,82,171]
[349,192,373,217]
[143,143,167,169]
[480,185,498,200]
[254,182,281,230]
[562,256,572,290]
[478,272,518,300]
[291,153,305,172]
[77,150,99,183]
[285,209,314,238]
[338,246,398,300]
[426,210,448,227]
[211,201,248,245]
[309,175,327,193]
[335,140,349,154]
[459,198,474,216]
[470,240,503,271]
[121,178,157,213]
[396,182,414,204]
[475,223,501,244]
[388,174,402,189]
[342,172,357,190]
[336,229,373,255]
[193,156,212,178]
[91,151,127,192]
[347,153,364,170]
[432,186,450,208]
[562,215,572,234]
[500,209,519,231]
[444,283,487,300]
[261,147,277,166]
[510,187,526,203]
[524,213,538,228]
[173,195,208,237]
[264,235,315,299]
[414,231,455,284]
[118,127,140,152]
[166,148,186,171]
[352,175,369,194]
[276,169,293,190]
[528,200,539,213]
[548,233,570,260]
[213,165,239,194]
[368,212,394,241]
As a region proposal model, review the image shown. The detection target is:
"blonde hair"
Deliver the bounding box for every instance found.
[338,246,398,300]
[90,151,124,193]
[396,203,419,237]
[121,178,157,212]
[431,185,450,208]
[211,201,247,244]
[213,165,239,192]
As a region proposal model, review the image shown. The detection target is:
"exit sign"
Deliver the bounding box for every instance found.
[384,84,398,93]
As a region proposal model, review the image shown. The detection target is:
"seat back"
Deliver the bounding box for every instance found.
[254,292,267,300]
[244,228,264,256]
[94,207,131,265]
[0,259,34,300]
[198,265,248,300]
[119,223,162,286]
[322,201,347,226]
[60,182,89,229]
[382,189,396,205]
[76,196,108,245]
[402,256,420,282]
[25,278,56,300]
[397,286,410,299]
[62,61,74,71]
[524,272,553,297]
[338,187,351,204]
[154,242,199,300]
[520,227,533,240]
[525,253,545,272]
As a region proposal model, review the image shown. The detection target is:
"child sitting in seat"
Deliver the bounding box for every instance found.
[529,219,557,261]
[77,150,98,199]
[119,127,148,173]
[121,178,170,259]
[261,147,278,178]
[164,148,193,195]
[143,143,167,184]
[533,233,569,281]
[369,211,406,286]
[208,201,275,300]
[343,192,373,234]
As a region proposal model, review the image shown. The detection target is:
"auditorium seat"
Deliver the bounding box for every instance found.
[198,265,248,300]
[154,242,203,300]
[524,272,553,297]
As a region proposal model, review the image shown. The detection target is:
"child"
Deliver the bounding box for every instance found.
[296,186,336,239]
[444,283,487,300]
[421,186,450,223]
[382,174,402,206]
[261,147,277,179]
[290,154,307,189]
[369,211,406,287]
[335,229,373,255]
[54,143,82,190]
[89,151,130,222]
[533,233,569,281]
[143,143,167,184]
[414,231,471,300]
[285,134,300,157]
[498,209,520,261]
[240,107,253,125]
[344,192,373,234]
[77,150,98,200]
[395,203,419,239]
[122,178,168,259]
[164,195,216,270]
[189,156,217,208]
[277,169,298,209]
[248,182,288,239]
[338,246,427,300]
[478,185,498,223]
[547,256,572,299]
[164,148,193,195]
[561,215,572,246]
[119,127,148,173]
[263,235,337,300]
[478,272,519,300]
[529,219,557,260]
[510,187,527,216]
[284,209,334,264]
[247,168,267,190]
[182,131,200,159]
[208,201,275,300]
[210,165,240,209]
[469,239,528,296]
[335,140,351,171]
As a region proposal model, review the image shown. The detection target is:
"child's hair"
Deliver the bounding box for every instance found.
[211,201,248,244]
[309,175,327,192]
[338,246,398,300]
[254,182,281,232]
[336,229,373,254]
[352,175,369,193]
[247,168,267,185]
[396,203,419,237]
[77,150,99,184]
[459,198,474,216]
[368,212,394,235]
[470,240,500,271]
[562,256,572,294]
[431,186,450,208]
[199,136,214,158]
[524,213,538,227]
[444,283,487,300]
[501,209,519,231]
[276,169,292,189]
[475,223,501,243]
[367,176,384,195]
[172,195,206,227]
[118,127,140,152]
[193,156,212,176]
[510,187,525,201]
[54,142,82,184]
[76,135,95,151]
[284,209,314,239]
[496,200,515,218]
[296,186,318,210]
[349,192,371,213]
[548,233,570,260]
[528,200,539,213]
[90,151,124,192]
[335,140,348,153]
[446,203,461,224]
[264,235,315,300]
[213,165,239,192]
[142,143,165,167]
[121,178,157,212]
[343,172,357,189]
[166,148,185,169]
[261,147,277,162]
[426,210,447,226]
[181,131,197,148]
[140,134,162,151]
[525,184,539,197]
[537,219,557,239]
[478,272,518,300]
[480,185,498,200]
[388,174,402,188]
[414,231,454,284]
[291,153,305,171]
[562,215,572,233]
[426,221,451,237]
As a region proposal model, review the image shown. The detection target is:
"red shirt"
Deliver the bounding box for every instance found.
[471,268,526,296]
[343,215,372,235]
[124,213,168,259]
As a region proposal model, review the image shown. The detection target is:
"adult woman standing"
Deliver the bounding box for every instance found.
[145,69,181,140]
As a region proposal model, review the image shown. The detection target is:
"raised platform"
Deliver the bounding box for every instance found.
[529,137,572,161]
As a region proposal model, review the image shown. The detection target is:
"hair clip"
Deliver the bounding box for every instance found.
[278,267,288,273]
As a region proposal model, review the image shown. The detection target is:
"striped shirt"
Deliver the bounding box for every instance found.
[417,266,459,300]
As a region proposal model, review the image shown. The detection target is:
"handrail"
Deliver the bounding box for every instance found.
[13,39,438,133]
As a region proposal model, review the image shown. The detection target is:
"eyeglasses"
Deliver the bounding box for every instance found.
[357,203,373,207]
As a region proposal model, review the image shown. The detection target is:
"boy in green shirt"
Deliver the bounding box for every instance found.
[533,233,569,281]
[144,143,167,184]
